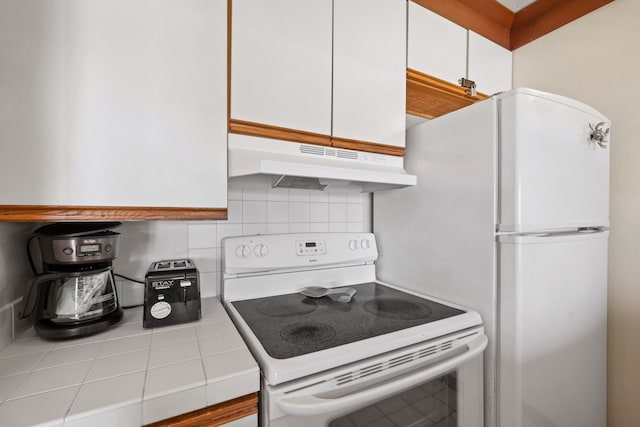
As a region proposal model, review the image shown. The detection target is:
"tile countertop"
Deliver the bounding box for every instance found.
[0,297,259,427]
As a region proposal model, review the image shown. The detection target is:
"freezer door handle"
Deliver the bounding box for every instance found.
[589,122,610,148]
[532,227,606,237]
[275,333,488,416]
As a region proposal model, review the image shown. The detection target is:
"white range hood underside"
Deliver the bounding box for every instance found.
[228,134,417,192]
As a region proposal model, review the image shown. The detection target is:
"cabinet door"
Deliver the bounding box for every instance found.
[407,2,467,84]
[230,0,332,135]
[0,0,228,209]
[468,31,512,96]
[332,0,406,148]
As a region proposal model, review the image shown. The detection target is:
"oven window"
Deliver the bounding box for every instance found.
[328,372,457,427]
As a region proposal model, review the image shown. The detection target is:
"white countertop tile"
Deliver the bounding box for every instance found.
[0,386,79,427]
[148,339,200,369]
[194,318,237,340]
[98,321,149,340]
[85,349,148,382]
[0,297,258,426]
[144,358,206,401]
[0,351,47,377]
[199,331,247,357]
[202,348,258,383]
[64,403,141,427]
[0,373,26,403]
[0,338,54,357]
[143,386,207,425]
[66,371,145,422]
[97,333,152,358]
[150,325,197,348]
[51,333,108,349]
[36,342,102,370]
[10,361,91,400]
[105,322,148,338]
[206,371,259,407]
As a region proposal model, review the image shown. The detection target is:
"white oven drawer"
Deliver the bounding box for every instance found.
[265,328,487,427]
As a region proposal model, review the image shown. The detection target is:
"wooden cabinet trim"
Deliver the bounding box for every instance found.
[229,119,404,156]
[510,0,615,50]
[411,0,615,50]
[0,206,228,222]
[229,119,332,146]
[144,392,258,427]
[330,137,404,157]
[412,0,512,49]
[406,68,488,119]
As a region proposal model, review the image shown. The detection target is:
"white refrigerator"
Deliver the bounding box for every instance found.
[373,88,610,427]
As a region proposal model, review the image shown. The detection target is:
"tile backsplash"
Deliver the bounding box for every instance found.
[0,180,372,347]
[114,179,372,302]
[0,223,39,350]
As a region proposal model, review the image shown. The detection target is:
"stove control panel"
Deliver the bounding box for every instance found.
[223,233,378,274]
[296,239,327,256]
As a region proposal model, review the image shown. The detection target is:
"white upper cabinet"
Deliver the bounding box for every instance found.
[230,0,333,135]
[0,0,228,209]
[333,0,406,148]
[231,0,406,149]
[468,31,513,95]
[408,2,512,96]
[408,2,467,84]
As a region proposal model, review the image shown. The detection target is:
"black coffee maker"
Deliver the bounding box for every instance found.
[20,222,124,339]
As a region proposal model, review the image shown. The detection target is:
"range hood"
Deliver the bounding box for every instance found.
[228,134,417,192]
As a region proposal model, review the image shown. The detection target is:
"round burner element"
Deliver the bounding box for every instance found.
[280,322,336,345]
[364,298,433,320]
[256,296,317,317]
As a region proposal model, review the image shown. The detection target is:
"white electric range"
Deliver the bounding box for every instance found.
[222,233,487,427]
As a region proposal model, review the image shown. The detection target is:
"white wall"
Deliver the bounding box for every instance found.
[0,223,38,349]
[114,179,372,303]
[512,1,640,425]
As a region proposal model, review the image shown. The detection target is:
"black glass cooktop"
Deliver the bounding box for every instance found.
[232,282,464,359]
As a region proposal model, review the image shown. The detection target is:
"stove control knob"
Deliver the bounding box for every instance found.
[361,239,371,249]
[235,244,251,258]
[253,244,268,257]
[349,239,359,250]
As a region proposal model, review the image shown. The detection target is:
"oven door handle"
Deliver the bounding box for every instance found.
[276,333,488,416]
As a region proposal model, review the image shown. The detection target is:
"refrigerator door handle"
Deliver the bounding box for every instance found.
[498,227,609,243]
[577,226,607,233]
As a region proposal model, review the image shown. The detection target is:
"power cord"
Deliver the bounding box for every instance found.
[113,273,145,284]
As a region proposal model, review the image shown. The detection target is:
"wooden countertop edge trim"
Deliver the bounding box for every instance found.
[144,392,258,427]
[0,206,228,221]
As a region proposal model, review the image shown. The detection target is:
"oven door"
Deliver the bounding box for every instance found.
[264,328,487,427]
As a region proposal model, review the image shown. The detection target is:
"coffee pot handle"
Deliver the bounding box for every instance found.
[19,273,66,319]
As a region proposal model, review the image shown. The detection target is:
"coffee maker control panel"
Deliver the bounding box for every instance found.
[51,235,119,264]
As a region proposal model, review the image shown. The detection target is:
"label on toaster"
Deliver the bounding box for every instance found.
[150,301,172,319]
[152,280,174,290]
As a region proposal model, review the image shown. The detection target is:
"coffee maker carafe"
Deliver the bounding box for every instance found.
[20,222,124,339]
